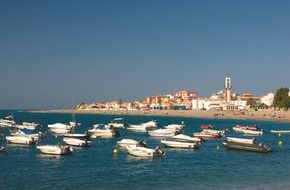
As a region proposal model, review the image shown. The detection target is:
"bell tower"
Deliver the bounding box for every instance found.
[224,77,232,102]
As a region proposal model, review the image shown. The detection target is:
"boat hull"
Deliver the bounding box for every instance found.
[161,140,199,149]
[223,141,271,153]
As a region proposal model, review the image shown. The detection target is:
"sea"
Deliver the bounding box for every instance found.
[0,110,290,190]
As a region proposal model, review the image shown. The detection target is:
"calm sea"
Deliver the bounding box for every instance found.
[0,110,290,190]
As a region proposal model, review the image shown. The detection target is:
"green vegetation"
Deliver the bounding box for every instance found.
[273,87,290,110]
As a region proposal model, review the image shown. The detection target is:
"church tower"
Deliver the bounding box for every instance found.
[224,77,232,102]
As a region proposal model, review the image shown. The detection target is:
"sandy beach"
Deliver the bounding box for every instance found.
[33,109,290,123]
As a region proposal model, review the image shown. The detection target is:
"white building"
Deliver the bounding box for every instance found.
[192,99,247,111]
[260,93,274,107]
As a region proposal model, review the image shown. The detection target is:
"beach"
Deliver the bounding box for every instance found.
[33,109,290,123]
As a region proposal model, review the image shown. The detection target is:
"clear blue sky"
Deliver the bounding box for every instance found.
[0,0,290,109]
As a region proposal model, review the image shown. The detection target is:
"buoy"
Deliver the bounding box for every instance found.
[278,133,282,137]
[113,148,118,154]
[216,146,220,150]
[278,141,283,145]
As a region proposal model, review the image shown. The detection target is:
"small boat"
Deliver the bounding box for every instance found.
[226,137,255,144]
[36,145,73,155]
[148,128,178,137]
[193,132,219,139]
[108,118,126,128]
[117,139,146,148]
[242,129,263,136]
[200,124,213,129]
[88,124,119,138]
[127,146,164,157]
[0,115,16,127]
[140,120,158,128]
[63,132,90,140]
[48,123,73,134]
[164,124,185,131]
[233,124,259,132]
[0,147,5,152]
[127,125,148,133]
[22,122,41,130]
[161,139,199,149]
[6,136,36,145]
[270,130,290,134]
[223,137,271,153]
[172,134,201,142]
[63,137,90,147]
[50,127,72,135]
[11,129,43,140]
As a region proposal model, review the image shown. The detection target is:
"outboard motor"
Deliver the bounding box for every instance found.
[137,140,147,147]
[112,128,120,137]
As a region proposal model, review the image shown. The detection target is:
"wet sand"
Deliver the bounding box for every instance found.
[32,109,290,123]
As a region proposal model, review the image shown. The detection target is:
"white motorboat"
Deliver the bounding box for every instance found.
[161,139,199,149]
[6,136,36,145]
[148,128,177,137]
[270,130,290,134]
[164,124,185,131]
[127,125,148,133]
[141,120,158,128]
[63,133,90,140]
[226,137,255,144]
[48,123,73,130]
[127,146,164,157]
[108,118,126,128]
[172,134,201,142]
[11,129,43,140]
[88,124,119,138]
[36,145,73,155]
[0,115,16,127]
[242,129,263,136]
[22,122,41,130]
[202,129,225,136]
[116,139,146,148]
[50,127,72,135]
[63,137,90,147]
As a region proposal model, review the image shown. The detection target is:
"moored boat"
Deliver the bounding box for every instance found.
[36,145,73,155]
[0,147,5,152]
[270,130,290,134]
[63,137,90,147]
[88,124,119,138]
[148,128,178,137]
[172,134,201,142]
[0,115,16,127]
[223,137,271,153]
[63,132,90,140]
[161,139,199,149]
[127,146,164,157]
[11,129,43,140]
[108,118,126,128]
[6,136,36,145]
[117,139,146,148]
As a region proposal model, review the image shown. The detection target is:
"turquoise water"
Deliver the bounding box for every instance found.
[1,110,290,190]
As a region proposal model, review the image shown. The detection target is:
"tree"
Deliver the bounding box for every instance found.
[273,87,289,109]
[247,98,258,109]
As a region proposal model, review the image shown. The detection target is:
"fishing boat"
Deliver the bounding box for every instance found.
[63,137,90,147]
[116,139,146,148]
[172,134,201,142]
[88,124,119,138]
[270,130,290,134]
[36,145,73,155]
[242,129,263,136]
[108,118,126,128]
[6,136,36,145]
[161,139,199,149]
[223,137,271,153]
[147,128,178,137]
[193,132,219,139]
[127,146,164,157]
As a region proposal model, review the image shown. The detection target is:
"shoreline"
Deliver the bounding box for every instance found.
[29,109,290,123]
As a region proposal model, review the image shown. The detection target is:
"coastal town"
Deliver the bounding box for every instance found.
[76,77,275,113]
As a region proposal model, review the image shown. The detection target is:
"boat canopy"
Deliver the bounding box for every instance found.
[95,124,106,129]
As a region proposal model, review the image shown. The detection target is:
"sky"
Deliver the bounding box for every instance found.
[0,0,290,109]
